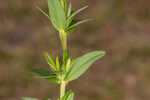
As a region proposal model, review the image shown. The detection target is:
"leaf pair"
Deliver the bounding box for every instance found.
[37,0,90,34]
[33,51,64,83]
[65,5,91,35]
[45,52,60,72]
[33,51,105,83]
[33,52,62,83]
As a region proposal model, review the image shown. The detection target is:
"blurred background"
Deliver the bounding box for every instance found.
[0,0,150,100]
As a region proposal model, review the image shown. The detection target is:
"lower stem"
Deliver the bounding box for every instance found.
[60,81,66,99]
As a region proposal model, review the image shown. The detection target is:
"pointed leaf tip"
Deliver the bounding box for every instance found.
[45,52,57,71]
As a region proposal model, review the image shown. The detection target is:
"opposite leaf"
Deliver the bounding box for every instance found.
[33,68,60,83]
[66,5,88,28]
[65,51,105,82]
[48,0,66,30]
[67,3,72,17]
[36,6,51,21]
[66,18,92,34]
[45,52,57,71]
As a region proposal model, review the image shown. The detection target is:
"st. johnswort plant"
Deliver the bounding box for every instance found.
[22,0,105,100]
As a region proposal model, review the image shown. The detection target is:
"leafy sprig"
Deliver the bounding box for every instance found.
[22,0,106,100]
[37,0,91,34]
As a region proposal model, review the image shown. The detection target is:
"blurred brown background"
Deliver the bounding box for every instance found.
[0,0,150,100]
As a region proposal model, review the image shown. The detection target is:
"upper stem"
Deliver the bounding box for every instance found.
[59,29,67,51]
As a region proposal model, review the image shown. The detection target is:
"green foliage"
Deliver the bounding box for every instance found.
[36,6,51,21]
[67,3,72,17]
[56,56,60,71]
[38,0,90,34]
[45,52,57,71]
[33,68,60,83]
[62,90,74,100]
[24,0,106,100]
[65,5,90,34]
[48,0,66,30]
[66,18,92,35]
[65,5,88,28]
[33,51,105,84]
[65,51,105,82]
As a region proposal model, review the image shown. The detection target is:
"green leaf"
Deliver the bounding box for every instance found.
[47,76,60,83]
[60,0,67,13]
[36,6,51,21]
[65,51,106,82]
[61,50,69,71]
[48,0,66,30]
[68,5,88,20]
[67,3,72,17]
[62,90,74,100]
[66,19,92,35]
[33,68,60,83]
[22,97,38,100]
[66,58,71,72]
[66,27,75,35]
[66,19,77,35]
[56,56,60,71]
[62,0,67,13]
[66,5,88,27]
[45,52,57,71]
[33,68,54,77]
[68,18,92,30]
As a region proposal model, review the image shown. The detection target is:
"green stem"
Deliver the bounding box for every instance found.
[59,30,67,51]
[59,30,68,99]
[60,81,66,99]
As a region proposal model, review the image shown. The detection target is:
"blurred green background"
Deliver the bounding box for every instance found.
[0,0,150,100]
